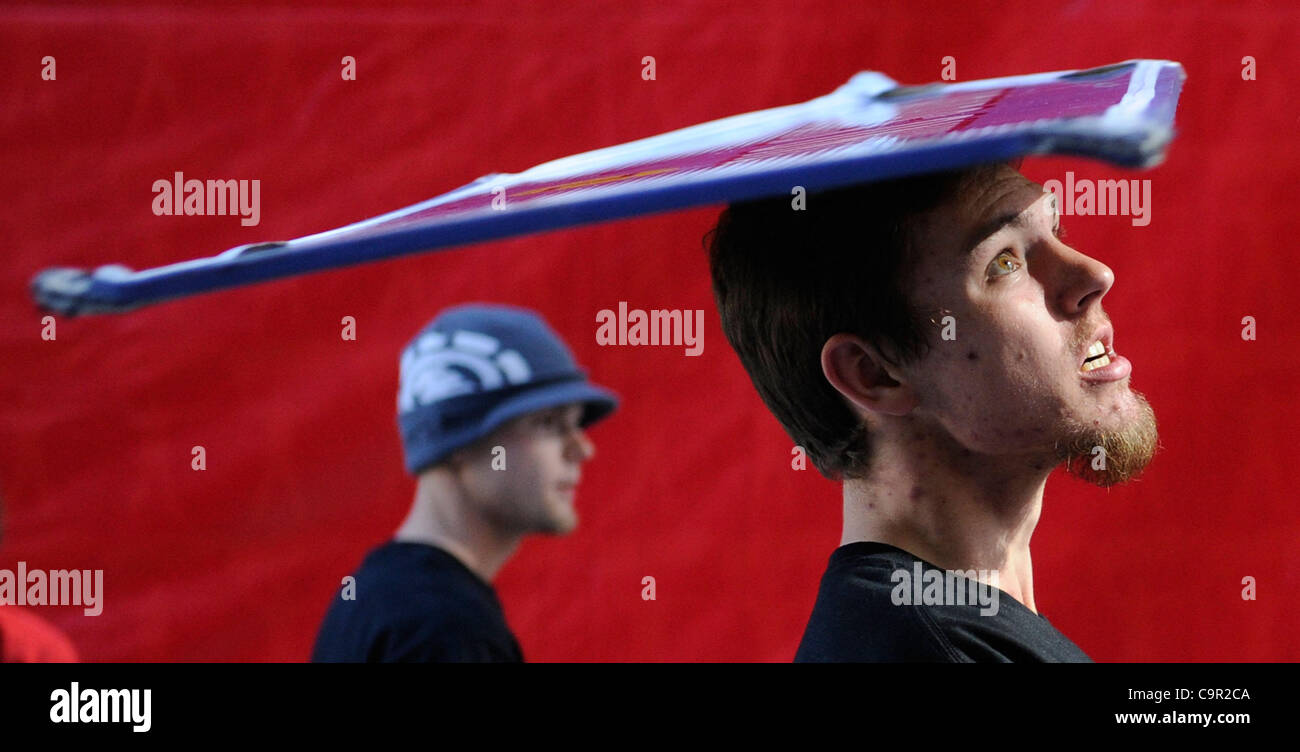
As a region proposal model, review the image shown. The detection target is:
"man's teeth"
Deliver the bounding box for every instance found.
[1081,340,1110,372]
[1081,355,1111,372]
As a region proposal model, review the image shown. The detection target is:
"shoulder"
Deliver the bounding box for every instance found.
[314,542,520,663]
[377,610,521,663]
[795,543,965,662]
[796,542,1091,663]
[0,607,79,663]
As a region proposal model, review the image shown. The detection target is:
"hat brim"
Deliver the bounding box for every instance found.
[479,380,619,435]
[402,380,618,474]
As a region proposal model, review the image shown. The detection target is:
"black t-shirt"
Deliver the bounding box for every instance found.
[795,541,1093,662]
[311,541,524,663]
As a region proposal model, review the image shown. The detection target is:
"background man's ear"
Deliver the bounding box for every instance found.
[820,334,918,417]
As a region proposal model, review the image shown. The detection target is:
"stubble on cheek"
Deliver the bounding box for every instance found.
[932,339,1064,452]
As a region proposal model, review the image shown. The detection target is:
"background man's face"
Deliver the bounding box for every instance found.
[900,165,1157,484]
[455,403,596,534]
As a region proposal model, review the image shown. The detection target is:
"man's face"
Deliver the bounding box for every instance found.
[453,403,596,535]
[900,165,1157,485]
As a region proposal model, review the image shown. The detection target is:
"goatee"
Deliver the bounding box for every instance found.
[1058,389,1160,487]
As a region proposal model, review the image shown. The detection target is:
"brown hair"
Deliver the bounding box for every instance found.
[706,165,1004,479]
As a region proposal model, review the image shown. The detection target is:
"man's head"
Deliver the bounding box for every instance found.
[708,162,1157,486]
[397,304,617,534]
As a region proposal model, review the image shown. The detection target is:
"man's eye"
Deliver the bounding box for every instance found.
[988,250,1020,277]
[536,411,575,432]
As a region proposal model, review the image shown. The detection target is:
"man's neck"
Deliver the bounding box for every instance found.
[840,431,1051,613]
[393,471,521,584]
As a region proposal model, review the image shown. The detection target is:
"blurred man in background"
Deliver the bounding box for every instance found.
[312,304,617,662]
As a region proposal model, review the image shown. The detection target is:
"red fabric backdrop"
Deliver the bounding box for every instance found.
[1,0,1296,661]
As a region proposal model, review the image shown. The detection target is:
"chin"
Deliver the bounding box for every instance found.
[542,503,578,535]
[1058,389,1159,487]
[547,516,578,536]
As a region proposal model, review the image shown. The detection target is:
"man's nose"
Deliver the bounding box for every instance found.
[567,428,595,462]
[1048,241,1114,316]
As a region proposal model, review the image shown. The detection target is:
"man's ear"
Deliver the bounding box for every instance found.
[820,333,918,417]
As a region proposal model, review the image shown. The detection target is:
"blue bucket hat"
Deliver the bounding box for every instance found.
[397,303,618,475]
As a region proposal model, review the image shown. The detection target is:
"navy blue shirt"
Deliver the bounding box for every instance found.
[312,541,524,663]
[795,542,1093,663]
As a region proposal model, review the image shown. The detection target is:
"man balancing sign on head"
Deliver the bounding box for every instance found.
[312,304,617,662]
[707,162,1158,662]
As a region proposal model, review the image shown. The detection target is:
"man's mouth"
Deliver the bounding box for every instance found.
[1077,325,1131,381]
[1081,340,1111,372]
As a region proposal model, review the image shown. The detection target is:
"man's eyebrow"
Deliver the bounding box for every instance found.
[962,211,1029,257]
[962,196,1059,257]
